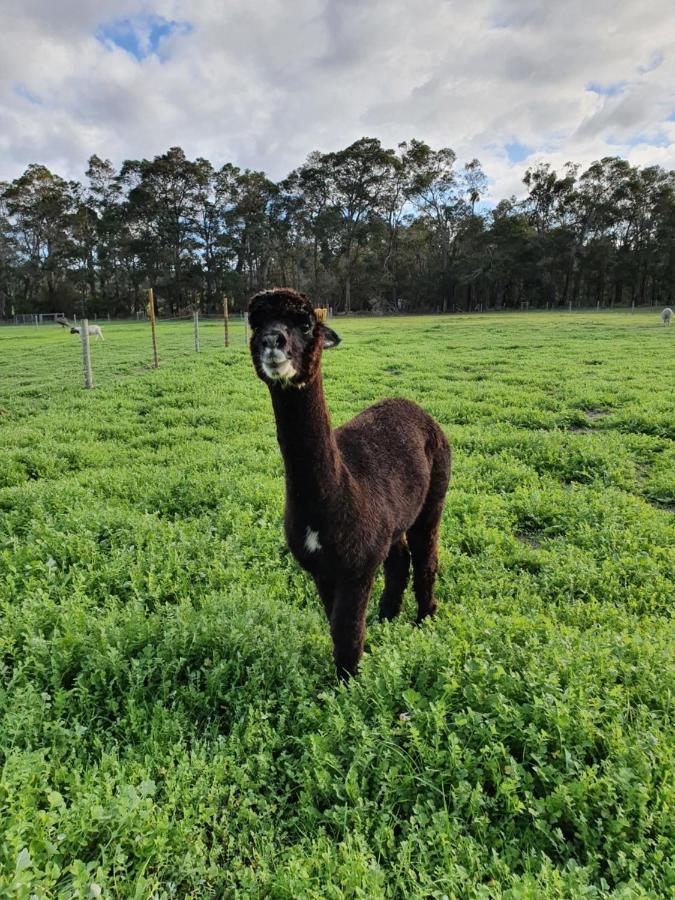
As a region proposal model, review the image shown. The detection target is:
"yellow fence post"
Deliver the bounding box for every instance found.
[147,288,159,368]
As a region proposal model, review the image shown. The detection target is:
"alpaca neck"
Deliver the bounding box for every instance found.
[269,374,342,502]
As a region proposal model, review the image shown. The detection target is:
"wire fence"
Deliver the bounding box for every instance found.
[1,304,666,405]
[0,314,251,403]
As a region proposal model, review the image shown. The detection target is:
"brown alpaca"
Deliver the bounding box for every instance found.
[248,288,451,678]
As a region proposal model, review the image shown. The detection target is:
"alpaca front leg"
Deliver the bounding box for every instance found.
[330,574,375,679]
[314,575,335,620]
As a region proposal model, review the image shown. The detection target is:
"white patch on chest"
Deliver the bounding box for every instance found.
[304,527,322,553]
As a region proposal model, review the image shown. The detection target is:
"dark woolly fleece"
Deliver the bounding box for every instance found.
[249,288,326,386]
[248,288,451,678]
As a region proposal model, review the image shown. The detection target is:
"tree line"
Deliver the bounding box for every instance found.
[1,138,674,318]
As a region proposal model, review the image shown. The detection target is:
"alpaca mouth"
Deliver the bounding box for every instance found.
[262,353,296,381]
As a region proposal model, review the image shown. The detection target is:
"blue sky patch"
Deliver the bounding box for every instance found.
[586,81,627,97]
[638,52,663,75]
[608,131,671,148]
[96,15,192,62]
[504,142,532,163]
[13,83,43,105]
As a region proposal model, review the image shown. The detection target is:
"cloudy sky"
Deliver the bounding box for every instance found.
[1,0,674,199]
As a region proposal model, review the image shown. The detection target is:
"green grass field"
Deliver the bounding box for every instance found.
[0,312,673,898]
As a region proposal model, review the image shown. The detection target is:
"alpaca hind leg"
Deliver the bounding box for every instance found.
[408,457,449,622]
[408,522,438,622]
[330,572,376,680]
[408,516,442,622]
[378,537,410,621]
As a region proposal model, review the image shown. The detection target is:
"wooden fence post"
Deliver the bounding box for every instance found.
[193,309,200,353]
[244,313,249,344]
[147,288,159,368]
[81,319,93,389]
[223,296,229,347]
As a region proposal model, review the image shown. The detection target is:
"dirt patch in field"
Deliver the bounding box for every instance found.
[646,500,675,514]
[516,532,542,549]
[567,407,613,432]
[585,408,612,418]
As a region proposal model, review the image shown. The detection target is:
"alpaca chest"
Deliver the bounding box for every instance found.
[286,513,379,576]
[285,515,332,572]
[287,523,322,561]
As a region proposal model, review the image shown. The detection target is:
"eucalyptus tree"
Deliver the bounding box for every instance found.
[328,137,399,312]
[403,140,469,311]
[120,147,205,313]
[625,164,675,306]
[1,140,673,319]
[462,158,488,215]
[478,201,537,308]
[223,167,279,298]
[288,138,397,311]
[651,169,675,305]
[378,141,441,308]
[84,155,130,312]
[281,152,339,299]
[189,159,238,310]
[1,164,78,310]
[0,192,17,317]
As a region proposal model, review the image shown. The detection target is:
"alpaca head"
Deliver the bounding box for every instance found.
[248,288,340,387]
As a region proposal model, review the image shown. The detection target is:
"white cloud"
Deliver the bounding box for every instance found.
[0,0,674,199]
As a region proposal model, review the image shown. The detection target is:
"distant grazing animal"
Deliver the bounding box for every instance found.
[70,324,104,340]
[248,288,451,679]
[661,307,672,327]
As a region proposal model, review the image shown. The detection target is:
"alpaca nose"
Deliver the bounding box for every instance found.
[262,330,286,350]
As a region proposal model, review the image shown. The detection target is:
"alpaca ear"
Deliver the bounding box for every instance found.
[320,324,341,349]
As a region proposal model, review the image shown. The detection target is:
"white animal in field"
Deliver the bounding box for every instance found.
[70,324,104,340]
[661,307,672,326]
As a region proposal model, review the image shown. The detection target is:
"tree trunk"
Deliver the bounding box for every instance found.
[639,269,647,306]
[612,281,622,308]
[560,269,568,305]
[313,238,319,294]
[572,270,581,308]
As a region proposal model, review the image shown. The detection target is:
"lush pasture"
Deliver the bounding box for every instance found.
[0,312,673,898]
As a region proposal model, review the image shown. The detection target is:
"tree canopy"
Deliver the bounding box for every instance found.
[1,140,673,317]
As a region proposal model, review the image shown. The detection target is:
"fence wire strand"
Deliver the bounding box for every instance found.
[0,318,249,401]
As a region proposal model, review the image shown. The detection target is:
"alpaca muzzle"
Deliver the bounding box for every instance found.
[261,348,296,381]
